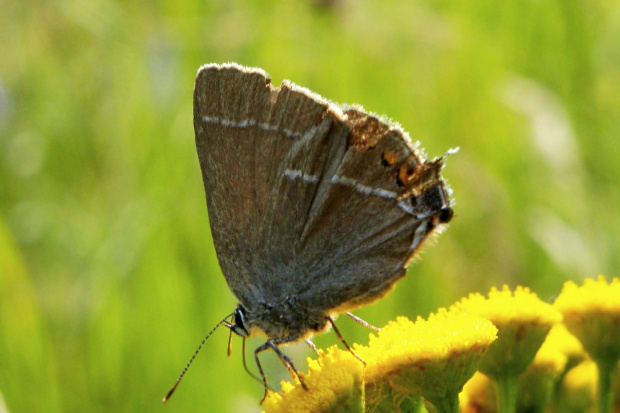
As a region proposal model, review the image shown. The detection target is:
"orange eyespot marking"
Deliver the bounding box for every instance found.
[398,164,417,186]
[381,151,399,167]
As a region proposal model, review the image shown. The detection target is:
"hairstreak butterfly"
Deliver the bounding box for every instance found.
[164,63,454,403]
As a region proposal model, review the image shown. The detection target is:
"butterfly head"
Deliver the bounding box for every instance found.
[229,304,251,337]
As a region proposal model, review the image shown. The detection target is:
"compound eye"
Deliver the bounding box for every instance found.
[234,305,250,336]
[438,207,454,224]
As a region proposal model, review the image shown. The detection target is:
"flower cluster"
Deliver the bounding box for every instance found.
[263,276,620,413]
[262,345,365,413]
[356,311,497,412]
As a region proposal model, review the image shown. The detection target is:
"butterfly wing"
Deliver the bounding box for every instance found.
[194,63,336,306]
[193,63,452,314]
[295,108,452,312]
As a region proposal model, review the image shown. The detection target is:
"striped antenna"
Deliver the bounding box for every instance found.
[162,312,234,404]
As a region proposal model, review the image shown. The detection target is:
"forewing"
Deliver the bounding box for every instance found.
[193,63,336,305]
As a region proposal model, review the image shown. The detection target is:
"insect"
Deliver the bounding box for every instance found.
[164,63,454,404]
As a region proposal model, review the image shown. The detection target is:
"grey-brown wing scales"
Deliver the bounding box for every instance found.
[193,63,451,314]
[194,63,336,306]
[294,109,450,312]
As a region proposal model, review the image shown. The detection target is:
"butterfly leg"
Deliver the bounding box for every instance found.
[326,316,366,365]
[305,339,320,355]
[346,312,381,331]
[255,336,307,404]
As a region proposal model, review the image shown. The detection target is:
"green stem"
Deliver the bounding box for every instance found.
[494,375,518,413]
[427,393,459,413]
[596,358,618,413]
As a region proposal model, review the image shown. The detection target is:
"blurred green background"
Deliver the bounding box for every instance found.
[1,0,619,411]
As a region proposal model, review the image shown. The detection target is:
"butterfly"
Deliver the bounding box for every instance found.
[164,63,454,404]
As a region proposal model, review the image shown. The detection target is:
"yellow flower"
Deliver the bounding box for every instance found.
[460,331,569,413]
[541,324,586,371]
[555,360,597,413]
[453,285,562,378]
[517,330,568,412]
[459,372,496,413]
[262,346,364,413]
[554,276,620,413]
[355,310,497,412]
[554,276,620,363]
[453,286,561,413]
